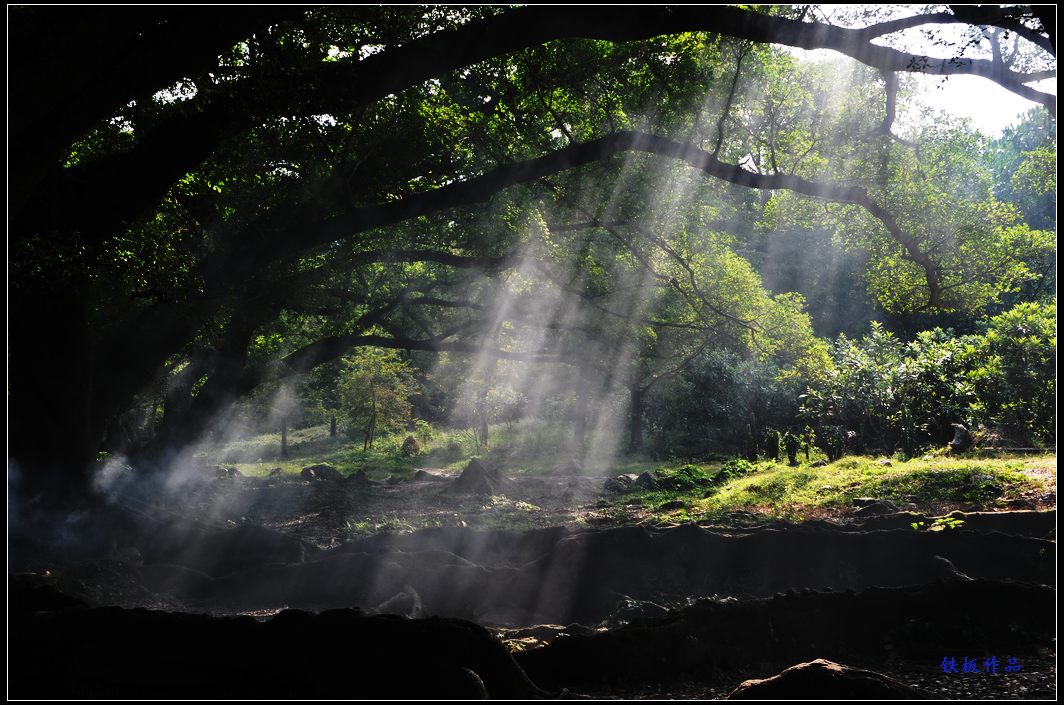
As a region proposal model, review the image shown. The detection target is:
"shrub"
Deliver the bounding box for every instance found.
[715,458,754,484]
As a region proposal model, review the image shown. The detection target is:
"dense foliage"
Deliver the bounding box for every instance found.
[800,302,1056,457]
[9,6,1055,501]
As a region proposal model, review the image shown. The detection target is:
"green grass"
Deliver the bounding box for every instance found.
[627,455,1053,522]
[203,423,424,479]
[207,418,665,480]
[202,423,1053,527]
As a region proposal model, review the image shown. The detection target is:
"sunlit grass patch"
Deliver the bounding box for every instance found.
[689,455,1050,519]
[600,455,1052,523]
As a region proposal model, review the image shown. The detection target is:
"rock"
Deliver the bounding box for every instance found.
[659,500,686,511]
[300,464,343,482]
[631,471,659,491]
[810,459,828,467]
[877,458,893,466]
[949,423,973,453]
[400,435,421,457]
[10,601,546,699]
[727,659,926,699]
[603,473,641,492]
[854,500,899,517]
[852,497,877,508]
[210,465,243,480]
[449,460,502,495]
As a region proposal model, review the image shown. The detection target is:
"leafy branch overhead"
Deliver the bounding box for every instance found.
[8,5,1056,496]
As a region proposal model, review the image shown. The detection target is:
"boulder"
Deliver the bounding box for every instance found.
[10,601,546,699]
[631,471,660,491]
[300,464,343,482]
[810,459,828,468]
[854,500,899,517]
[949,423,973,453]
[450,460,501,495]
[727,659,926,699]
[400,435,421,457]
[877,458,893,466]
[603,474,638,493]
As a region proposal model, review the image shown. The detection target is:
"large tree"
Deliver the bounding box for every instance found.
[9,5,1055,504]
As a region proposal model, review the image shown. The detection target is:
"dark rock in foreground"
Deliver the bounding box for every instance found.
[9,578,544,700]
[300,464,343,482]
[727,659,926,699]
[516,579,1055,688]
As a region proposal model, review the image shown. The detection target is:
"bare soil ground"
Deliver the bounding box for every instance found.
[9,456,1056,699]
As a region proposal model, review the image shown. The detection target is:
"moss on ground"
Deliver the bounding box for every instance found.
[605,455,1053,524]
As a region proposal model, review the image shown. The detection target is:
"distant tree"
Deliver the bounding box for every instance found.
[339,347,417,451]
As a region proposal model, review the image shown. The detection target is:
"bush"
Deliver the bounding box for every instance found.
[715,458,754,484]
[413,419,435,444]
[657,464,713,491]
[800,303,1056,455]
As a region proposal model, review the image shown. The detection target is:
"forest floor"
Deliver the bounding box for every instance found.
[11,427,1056,699]
[178,427,1055,547]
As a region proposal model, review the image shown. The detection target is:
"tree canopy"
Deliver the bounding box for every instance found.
[8,5,1056,504]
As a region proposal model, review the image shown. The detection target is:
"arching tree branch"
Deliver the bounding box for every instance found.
[25,5,1054,243]
[223,131,943,308]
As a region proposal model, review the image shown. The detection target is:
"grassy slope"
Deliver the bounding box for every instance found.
[209,420,664,479]
[204,422,1054,525]
[608,455,1054,524]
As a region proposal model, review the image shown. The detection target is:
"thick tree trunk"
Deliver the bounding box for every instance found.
[9,285,104,507]
[628,383,644,453]
[330,415,337,438]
